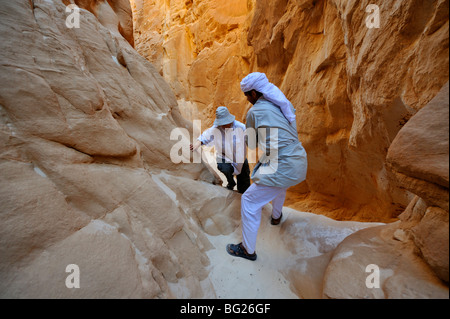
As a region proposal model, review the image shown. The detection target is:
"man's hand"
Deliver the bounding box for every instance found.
[191,140,202,152]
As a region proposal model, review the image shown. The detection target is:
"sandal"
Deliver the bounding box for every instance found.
[271,212,283,225]
[226,243,257,261]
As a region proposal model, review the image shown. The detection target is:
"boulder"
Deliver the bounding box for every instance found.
[387,82,449,211]
[323,224,448,299]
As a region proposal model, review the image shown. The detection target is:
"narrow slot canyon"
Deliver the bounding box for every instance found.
[0,0,448,299]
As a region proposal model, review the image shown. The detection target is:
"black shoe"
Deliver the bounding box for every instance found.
[226,243,257,261]
[271,212,283,225]
[226,183,236,190]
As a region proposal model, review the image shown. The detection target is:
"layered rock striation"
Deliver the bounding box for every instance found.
[130,0,255,125]
[0,0,221,298]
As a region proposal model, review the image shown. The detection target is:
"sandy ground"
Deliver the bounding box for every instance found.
[205,205,384,299]
[196,149,384,299]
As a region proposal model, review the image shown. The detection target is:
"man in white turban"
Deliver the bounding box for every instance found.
[240,72,297,123]
[226,73,308,261]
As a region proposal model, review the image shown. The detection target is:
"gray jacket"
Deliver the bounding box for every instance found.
[246,98,307,188]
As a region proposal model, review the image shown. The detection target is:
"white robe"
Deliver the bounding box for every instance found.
[241,183,287,254]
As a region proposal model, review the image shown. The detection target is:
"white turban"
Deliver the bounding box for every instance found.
[240,72,296,124]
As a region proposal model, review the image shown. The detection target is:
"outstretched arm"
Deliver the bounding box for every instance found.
[190,139,202,151]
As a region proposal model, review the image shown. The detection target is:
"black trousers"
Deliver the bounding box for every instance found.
[217,159,251,194]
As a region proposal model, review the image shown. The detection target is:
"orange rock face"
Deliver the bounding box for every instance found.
[132,0,449,222]
[130,0,255,126]
[322,83,449,298]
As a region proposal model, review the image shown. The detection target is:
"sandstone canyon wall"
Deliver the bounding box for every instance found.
[0,0,448,299]
[131,0,449,222]
[0,0,225,298]
[323,82,449,298]
[130,0,255,125]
